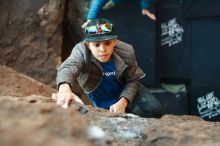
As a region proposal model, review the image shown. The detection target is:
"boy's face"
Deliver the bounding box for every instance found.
[86,39,117,63]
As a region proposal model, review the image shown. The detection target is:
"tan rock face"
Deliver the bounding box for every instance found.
[0,65,55,97]
[1,66,220,146]
[0,97,92,146]
[0,0,86,87]
[0,0,64,86]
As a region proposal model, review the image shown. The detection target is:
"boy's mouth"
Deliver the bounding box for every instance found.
[99,54,109,57]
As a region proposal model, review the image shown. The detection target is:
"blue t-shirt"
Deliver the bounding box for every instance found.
[89,58,124,109]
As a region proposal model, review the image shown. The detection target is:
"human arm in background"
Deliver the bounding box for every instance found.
[140,0,156,20]
[82,0,128,28]
[103,0,156,20]
[82,0,109,28]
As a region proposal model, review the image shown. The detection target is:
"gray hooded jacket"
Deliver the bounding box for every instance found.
[56,40,145,103]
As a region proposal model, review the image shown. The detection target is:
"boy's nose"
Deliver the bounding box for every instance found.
[99,44,106,52]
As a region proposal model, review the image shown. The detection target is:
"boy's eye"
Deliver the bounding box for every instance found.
[94,43,101,47]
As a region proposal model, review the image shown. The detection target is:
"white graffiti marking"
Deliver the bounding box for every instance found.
[197,91,220,119]
[160,18,184,47]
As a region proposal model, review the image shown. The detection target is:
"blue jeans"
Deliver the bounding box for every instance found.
[126,84,162,118]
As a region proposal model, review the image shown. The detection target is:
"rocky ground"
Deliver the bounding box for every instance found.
[1,65,220,146]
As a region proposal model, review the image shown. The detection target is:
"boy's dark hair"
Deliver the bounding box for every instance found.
[84,18,118,42]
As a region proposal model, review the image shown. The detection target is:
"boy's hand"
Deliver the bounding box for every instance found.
[142,9,156,21]
[52,83,84,108]
[109,97,128,113]
[102,0,116,10]
[81,19,91,28]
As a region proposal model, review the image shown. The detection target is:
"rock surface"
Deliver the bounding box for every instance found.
[0,65,55,97]
[0,0,86,87]
[0,0,64,86]
[1,65,220,146]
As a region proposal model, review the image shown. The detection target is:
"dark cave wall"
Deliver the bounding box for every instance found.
[61,0,85,61]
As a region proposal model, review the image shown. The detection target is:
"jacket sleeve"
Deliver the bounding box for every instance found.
[87,0,108,20]
[56,44,85,89]
[119,44,145,103]
[120,81,139,103]
[140,0,154,9]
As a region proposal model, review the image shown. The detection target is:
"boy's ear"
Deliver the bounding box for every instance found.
[84,42,90,50]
